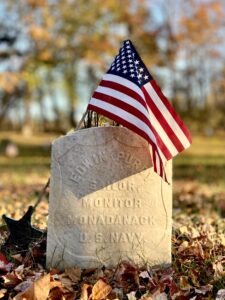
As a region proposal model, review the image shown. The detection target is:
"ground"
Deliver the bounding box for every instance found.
[0,131,225,299]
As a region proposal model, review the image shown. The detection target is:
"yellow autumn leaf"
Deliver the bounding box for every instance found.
[91,279,112,300]
[13,273,50,300]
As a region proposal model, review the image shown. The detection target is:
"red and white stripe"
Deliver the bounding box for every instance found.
[88,74,192,182]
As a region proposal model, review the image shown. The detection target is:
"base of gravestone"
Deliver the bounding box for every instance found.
[46,127,172,270]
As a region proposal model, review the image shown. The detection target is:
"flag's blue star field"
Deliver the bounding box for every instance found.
[108,40,152,87]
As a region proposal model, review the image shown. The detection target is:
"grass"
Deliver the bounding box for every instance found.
[1,131,225,184]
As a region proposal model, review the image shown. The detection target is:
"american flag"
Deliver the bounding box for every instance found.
[88,40,192,182]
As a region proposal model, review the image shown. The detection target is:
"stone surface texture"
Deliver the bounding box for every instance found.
[46,127,172,269]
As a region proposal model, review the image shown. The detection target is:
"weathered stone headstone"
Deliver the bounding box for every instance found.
[47,127,172,269]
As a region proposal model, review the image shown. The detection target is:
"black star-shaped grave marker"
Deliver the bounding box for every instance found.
[2,206,46,251]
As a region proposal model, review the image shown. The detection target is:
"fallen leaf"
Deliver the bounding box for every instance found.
[14,280,33,292]
[152,291,168,300]
[80,283,92,300]
[115,261,139,289]
[14,273,50,300]
[194,284,213,295]
[219,234,225,247]
[139,271,151,279]
[0,252,9,265]
[204,237,214,249]
[110,288,124,299]
[0,289,7,299]
[178,241,189,253]
[92,279,112,300]
[179,276,191,291]
[58,274,74,292]
[50,279,63,289]
[179,226,189,235]
[3,272,22,288]
[127,291,137,300]
[195,241,205,259]
[0,252,13,272]
[140,292,153,300]
[213,261,225,278]
[65,267,81,283]
[11,254,23,263]
[189,227,200,238]
[216,289,225,300]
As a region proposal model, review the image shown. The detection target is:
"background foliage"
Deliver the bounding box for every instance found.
[0,0,224,133]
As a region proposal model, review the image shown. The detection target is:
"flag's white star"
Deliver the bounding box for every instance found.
[129,64,133,67]
[123,70,128,74]
[135,60,139,64]
[111,67,115,70]
[138,74,142,78]
[122,55,125,59]
[117,67,121,71]
[128,59,132,63]
[128,55,132,58]
[125,40,130,44]
[138,80,141,84]
[144,75,149,80]
[139,68,144,72]
[131,74,135,78]
[122,65,127,69]
[130,69,134,73]
[122,60,126,64]
[127,50,131,53]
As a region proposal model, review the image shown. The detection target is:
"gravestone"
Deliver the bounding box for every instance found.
[46,127,172,269]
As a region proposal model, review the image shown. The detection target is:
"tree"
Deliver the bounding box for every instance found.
[0,19,26,127]
[3,0,159,130]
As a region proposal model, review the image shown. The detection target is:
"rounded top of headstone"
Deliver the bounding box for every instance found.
[52,127,149,160]
[56,126,147,145]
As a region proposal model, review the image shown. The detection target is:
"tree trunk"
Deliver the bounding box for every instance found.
[64,65,77,129]
[22,95,32,136]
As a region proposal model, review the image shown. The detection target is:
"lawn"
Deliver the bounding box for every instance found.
[1,131,225,185]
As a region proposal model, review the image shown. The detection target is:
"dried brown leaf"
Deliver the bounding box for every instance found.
[14,280,33,292]
[219,234,225,247]
[213,261,225,279]
[92,279,112,300]
[48,287,63,300]
[139,271,150,279]
[151,291,167,300]
[11,254,23,263]
[216,289,225,300]
[140,292,153,300]
[0,289,7,299]
[179,276,191,291]
[13,273,50,300]
[126,291,137,300]
[58,274,74,292]
[50,279,63,289]
[178,241,189,253]
[3,272,22,288]
[65,267,81,283]
[80,283,92,300]
[115,261,139,288]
